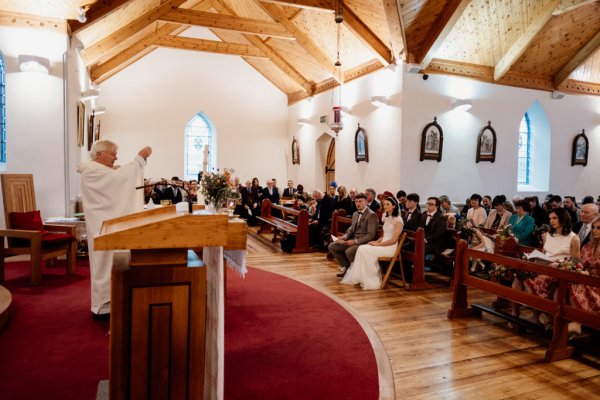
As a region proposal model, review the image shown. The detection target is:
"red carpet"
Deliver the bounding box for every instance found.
[0,260,379,400]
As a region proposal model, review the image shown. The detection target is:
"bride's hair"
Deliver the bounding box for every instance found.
[384,196,400,217]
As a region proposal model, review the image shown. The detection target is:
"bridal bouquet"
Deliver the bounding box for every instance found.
[557,257,587,274]
[199,168,238,210]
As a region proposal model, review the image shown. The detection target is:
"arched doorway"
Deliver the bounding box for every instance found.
[325,138,335,189]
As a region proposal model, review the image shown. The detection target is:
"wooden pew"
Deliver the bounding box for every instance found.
[401,228,438,291]
[330,209,352,237]
[448,239,600,362]
[257,199,310,253]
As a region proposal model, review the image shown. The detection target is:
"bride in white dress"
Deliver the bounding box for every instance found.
[342,196,404,290]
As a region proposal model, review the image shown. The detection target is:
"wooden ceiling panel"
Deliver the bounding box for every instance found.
[268,38,331,82]
[569,48,600,83]
[401,0,448,62]
[511,3,600,78]
[77,0,161,48]
[0,0,90,20]
[244,57,306,93]
[217,0,273,21]
[345,0,391,52]
[435,0,560,67]
[293,9,375,71]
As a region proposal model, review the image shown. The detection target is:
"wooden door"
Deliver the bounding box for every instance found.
[325,138,335,189]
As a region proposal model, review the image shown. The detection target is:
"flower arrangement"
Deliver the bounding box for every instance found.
[199,168,239,211]
[557,257,587,274]
[496,224,513,239]
[489,263,511,281]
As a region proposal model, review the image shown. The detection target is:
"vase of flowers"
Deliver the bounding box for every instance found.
[200,168,238,213]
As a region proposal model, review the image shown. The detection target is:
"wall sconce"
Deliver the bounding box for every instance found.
[551,91,565,100]
[341,106,351,116]
[297,118,310,126]
[452,98,472,111]
[370,96,389,107]
[93,106,106,115]
[18,55,50,74]
[81,88,100,101]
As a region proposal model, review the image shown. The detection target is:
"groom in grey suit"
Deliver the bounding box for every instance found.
[328,193,379,277]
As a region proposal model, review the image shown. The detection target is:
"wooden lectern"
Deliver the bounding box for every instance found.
[94,206,247,399]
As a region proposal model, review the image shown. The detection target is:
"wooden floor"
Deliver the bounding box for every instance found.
[245,229,600,399]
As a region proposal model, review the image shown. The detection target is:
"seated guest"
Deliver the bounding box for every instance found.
[238,180,255,224]
[294,184,309,203]
[328,184,338,209]
[402,193,422,232]
[484,195,512,229]
[250,177,262,217]
[337,185,353,216]
[187,180,199,203]
[262,179,280,205]
[482,195,492,214]
[581,195,595,205]
[563,195,579,223]
[144,179,160,205]
[308,190,335,249]
[464,219,494,271]
[167,176,184,204]
[420,196,447,257]
[461,197,471,215]
[466,193,487,227]
[574,203,599,248]
[508,200,536,246]
[348,188,358,214]
[396,190,407,211]
[282,180,296,198]
[526,195,549,227]
[548,195,562,210]
[154,181,169,203]
[568,216,600,334]
[520,208,580,323]
[504,200,515,214]
[329,193,379,277]
[439,195,458,216]
[365,188,380,212]
[341,196,403,289]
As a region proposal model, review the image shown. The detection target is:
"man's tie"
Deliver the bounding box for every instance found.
[426,213,432,226]
[407,211,413,221]
[357,211,363,226]
[579,224,588,243]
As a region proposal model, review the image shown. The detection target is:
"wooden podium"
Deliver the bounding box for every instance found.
[95,206,247,400]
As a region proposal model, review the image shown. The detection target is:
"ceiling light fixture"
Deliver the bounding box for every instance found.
[452,98,472,111]
[77,6,87,23]
[329,0,344,136]
[93,106,106,115]
[370,96,389,107]
[18,55,50,74]
[81,88,100,101]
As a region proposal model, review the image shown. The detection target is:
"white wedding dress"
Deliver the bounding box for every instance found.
[341,215,403,290]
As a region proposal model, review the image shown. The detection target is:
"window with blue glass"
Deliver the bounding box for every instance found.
[184,112,215,181]
[0,53,6,163]
[517,112,531,185]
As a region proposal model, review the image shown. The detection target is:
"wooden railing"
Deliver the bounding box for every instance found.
[448,239,600,362]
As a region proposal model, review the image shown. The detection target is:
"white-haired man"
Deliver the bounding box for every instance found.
[574,203,599,248]
[78,140,152,320]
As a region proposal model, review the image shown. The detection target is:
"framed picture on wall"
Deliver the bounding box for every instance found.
[292,137,300,164]
[355,124,369,162]
[420,117,443,162]
[571,129,588,166]
[476,121,497,163]
[77,101,85,147]
[87,113,95,151]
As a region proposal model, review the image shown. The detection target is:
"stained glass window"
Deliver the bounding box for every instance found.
[517,113,531,185]
[184,113,214,181]
[0,53,6,163]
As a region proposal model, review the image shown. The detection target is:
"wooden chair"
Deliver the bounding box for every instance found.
[379,232,408,289]
[0,174,76,285]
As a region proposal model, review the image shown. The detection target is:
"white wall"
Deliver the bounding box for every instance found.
[97,29,288,186]
[401,73,600,203]
[288,66,403,194]
[0,27,69,227]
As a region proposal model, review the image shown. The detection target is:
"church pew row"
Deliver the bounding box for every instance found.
[257,199,310,253]
[448,239,600,362]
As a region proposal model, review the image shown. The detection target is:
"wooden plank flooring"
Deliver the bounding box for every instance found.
[244,228,600,399]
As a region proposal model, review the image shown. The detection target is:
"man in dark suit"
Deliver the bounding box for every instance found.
[420,196,448,256]
[238,180,255,224]
[282,180,297,198]
[573,203,598,249]
[309,190,336,249]
[402,193,422,232]
[328,193,379,277]
[162,176,184,204]
[262,179,280,205]
[365,188,380,212]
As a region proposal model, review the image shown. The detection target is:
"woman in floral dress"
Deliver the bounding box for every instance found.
[569,216,600,316]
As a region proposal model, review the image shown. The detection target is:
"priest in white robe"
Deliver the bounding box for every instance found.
[77,140,152,319]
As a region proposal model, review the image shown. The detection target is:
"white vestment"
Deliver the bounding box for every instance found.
[77,156,145,313]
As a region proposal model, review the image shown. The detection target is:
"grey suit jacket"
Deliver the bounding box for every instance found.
[343,208,379,245]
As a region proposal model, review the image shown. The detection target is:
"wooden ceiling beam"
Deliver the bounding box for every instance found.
[155,35,268,58]
[343,5,392,66]
[69,0,135,35]
[259,2,340,82]
[553,0,597,15]
[90,23,184,83]
[259,0,333,12]
[160,8,295,40]
[554,28,600,88]
[493,0,560,81]
[213,0,313,94]
[0,10,65,33]
[381,0,406,62]
[418,0,471,69]
[81,0,185,65]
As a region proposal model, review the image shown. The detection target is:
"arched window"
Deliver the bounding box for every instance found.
[0,52,6,164]
[517,100,550,192]
[184,112,215,181]
[517,113,531,185]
